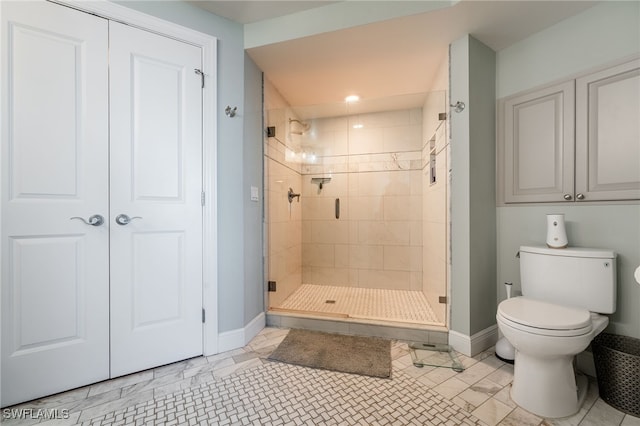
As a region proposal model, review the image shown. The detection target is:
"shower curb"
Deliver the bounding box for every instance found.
[266,311,448,345]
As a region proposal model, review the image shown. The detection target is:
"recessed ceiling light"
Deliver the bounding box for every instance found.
[345,95,359,103]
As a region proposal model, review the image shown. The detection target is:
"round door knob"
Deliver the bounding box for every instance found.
[563,194,572,201]
[576,193,585,200]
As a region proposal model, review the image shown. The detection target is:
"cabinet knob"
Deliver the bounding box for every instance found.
[576,193,585,200]
[563,194,573,201]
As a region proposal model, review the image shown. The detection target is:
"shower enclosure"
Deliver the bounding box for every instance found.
[264,81,450,331]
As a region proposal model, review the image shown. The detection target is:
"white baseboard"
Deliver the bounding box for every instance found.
[244,312,266,344]
[217,312,265,353]
[449,325,499,357]
[217,328,244,353]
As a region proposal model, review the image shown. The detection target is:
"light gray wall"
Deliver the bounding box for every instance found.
[116,0,640,339]
[468,37,497,335]
[496,1,640,339]
[450,35,471,335]
[497,1,640,98]
[115,1,249,332]
[450,35,497,336]
[243,54,265,324]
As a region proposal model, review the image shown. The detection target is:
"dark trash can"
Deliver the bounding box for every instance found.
[592,333,640,417]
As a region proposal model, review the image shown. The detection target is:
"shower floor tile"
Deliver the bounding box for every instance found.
[276,284,441,325]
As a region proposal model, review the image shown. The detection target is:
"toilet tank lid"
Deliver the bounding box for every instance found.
[520,245,616,259]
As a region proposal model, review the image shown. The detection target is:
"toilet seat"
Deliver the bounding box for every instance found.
[498,297,592,337]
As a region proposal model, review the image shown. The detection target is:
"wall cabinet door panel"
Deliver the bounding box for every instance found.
[576,59,640,201]
[503,81,575,203]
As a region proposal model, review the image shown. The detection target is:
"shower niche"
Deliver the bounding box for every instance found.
[263,85,450,331]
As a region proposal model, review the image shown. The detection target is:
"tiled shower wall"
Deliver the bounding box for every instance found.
[300,109,424,290]
[265,85,449,318]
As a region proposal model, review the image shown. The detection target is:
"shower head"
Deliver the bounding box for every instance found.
[289,118,310,134]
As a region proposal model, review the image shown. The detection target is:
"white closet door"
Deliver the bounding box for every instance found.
[109,21,204,377]
[1,2,109,406]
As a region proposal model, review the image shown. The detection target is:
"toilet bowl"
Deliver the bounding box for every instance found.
[498,245,616,418]
[497,296,609,418]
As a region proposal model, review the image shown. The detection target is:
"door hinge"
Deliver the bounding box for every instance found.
[201,191,205,206]
[438,296,447,304]
[202,308,206,323]
[194,69,205,88]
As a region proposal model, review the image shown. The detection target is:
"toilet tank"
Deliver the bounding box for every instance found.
[519,245,616,314]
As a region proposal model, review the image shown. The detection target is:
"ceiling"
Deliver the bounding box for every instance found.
[188,1,339,24]
[191,1,598,118]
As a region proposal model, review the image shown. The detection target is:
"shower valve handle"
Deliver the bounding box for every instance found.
[288,188,300,203]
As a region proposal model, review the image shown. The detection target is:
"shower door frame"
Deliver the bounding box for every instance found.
[263,102,452,330]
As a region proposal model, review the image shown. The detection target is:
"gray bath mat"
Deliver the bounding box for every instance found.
[268,329,391,378]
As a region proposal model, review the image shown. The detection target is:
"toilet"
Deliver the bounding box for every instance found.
[496,245,616,418]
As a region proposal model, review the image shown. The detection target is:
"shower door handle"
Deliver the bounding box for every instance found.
[335,198,340,219]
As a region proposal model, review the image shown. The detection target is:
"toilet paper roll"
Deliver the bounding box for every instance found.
[635,266,640,285]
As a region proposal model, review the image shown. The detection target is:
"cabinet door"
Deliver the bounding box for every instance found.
[503,81,575,203]
[576,59,640,201]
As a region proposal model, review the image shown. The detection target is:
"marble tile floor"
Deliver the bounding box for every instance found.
[2,327,639,426]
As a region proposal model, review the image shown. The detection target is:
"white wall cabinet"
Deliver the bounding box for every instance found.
[500,58,640,204]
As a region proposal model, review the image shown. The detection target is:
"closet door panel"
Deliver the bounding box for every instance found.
[109,21,203,378]
[10,25,80,197]
[1,1,109,406]
[132,56,184,200]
